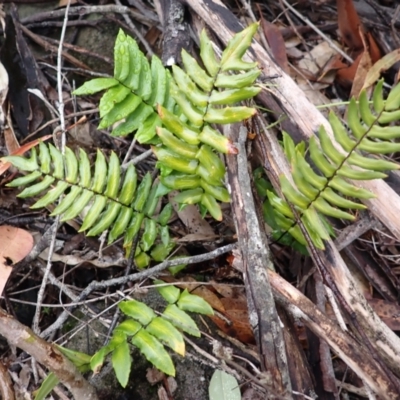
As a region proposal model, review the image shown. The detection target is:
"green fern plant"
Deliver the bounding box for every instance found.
[90,280,213,386]
[4,142,173,267]
[3,24,262,259]
[34,282,213,397]
[2,24,261,399]
[266,79,400,249]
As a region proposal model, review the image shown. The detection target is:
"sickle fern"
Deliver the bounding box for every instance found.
[88,280,213,386]
[266,80,400,249]
[2,23,262,397]
[38,280,214,393]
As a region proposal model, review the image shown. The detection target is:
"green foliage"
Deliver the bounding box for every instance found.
[264,80,400,249]
[6,24,261,251]
[34,347,92,400]
[35,283,213,394]
[74,24,261,220]
[156,23,261,220]
[34,372,60,400]
[8,23,259,394]
[4,143,173,267]
[73,30,169,143]
[89,281,213,386]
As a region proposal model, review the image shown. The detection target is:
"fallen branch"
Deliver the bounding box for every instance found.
[225,124,291,397]
[268,269,399,399]
[0,307,98,400]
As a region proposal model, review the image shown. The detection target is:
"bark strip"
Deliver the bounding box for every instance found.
[225,124,291,398]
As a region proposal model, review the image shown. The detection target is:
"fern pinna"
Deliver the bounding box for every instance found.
[4,142,173,267]
[73,30,170,143]
[154,23,260,220]
[266,80,400,249]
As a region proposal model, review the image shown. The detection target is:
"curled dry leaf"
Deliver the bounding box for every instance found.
[0,225,33,295]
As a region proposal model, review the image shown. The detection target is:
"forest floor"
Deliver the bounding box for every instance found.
[1,0,400,399]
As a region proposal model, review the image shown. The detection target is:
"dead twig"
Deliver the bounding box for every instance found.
[40,243,237,338]
[225,124,292,398]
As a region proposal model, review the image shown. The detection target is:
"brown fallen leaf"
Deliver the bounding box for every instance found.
[336,0,363,51]
[0,225,33,295]
[161,276,226,313]
[209,314,255,345]
[350,49,372,99]
[191,285,226,314]
[260,18,289,74]
[335,0,381,87]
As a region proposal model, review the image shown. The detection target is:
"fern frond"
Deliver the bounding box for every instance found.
[74,30,171,144]
[4,143,174,267]
[268,79,400,249]
[155,23,261,219]
[86,282,213,386]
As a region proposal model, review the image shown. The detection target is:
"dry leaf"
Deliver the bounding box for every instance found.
[297,41,338,78]
[336,52,363,87]
[191,285,226,313]
[336,0,363,50]
[168,192,215,239]
[209,314,255,345]
[350,49,372,99]
[362,49,400,90]
[0,61,8,128]
[261,19,289,74]
[0,225,33,295]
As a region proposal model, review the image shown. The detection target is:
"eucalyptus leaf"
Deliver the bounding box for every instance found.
[209,370,241,400]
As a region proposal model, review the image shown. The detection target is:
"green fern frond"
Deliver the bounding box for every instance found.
[73,30,171,144]
[268,79,400,249]
[4,142,174,267]
[155,23,261,219]
[86,281,213,386]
